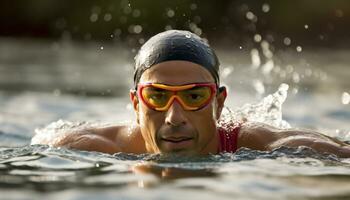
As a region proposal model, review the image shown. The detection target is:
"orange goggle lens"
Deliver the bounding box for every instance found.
[138,83,216,111]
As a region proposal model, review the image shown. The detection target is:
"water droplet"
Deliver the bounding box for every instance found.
[341,92,350,105]
[254,34,262,42]
[304,24,309,29]
[138,38,145,44]
[262,60,274,75]
[114,29,122,36]
[335,9,344,18]
[262,3,270,13]
[319,35,325,40]
[221,66,234,78]
[123,6,132,14]
[239,46,243,49]
[191,16,200,24]
[120,16,127,24]
[185,33,191,38]
[133,25,143,34]
[165,25,172,30]
[253,80,265,95]
[132,9,141,18]
[100,46,104,50]
[104,13,112,22]
[283,37,291,46]
[90,13,99,22]
[250,49,261,68]
[246,11,257,22]
[126,103,133,110]
[305,68,312,76]
[91,6,101,14]
[292,88,298,95]
[190,3,197,10]
[261,40,273,59]
[53,89,61,97]
[292,72,300,83]
[296,46,303,52]
[167,9,175,18]
[286,65,294,73]
[84,33,92,41]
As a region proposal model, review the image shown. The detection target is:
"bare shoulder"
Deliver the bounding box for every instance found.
[237,122,282,151]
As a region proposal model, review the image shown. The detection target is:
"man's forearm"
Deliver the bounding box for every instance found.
[54,131,121,154]
[270,135,350,158]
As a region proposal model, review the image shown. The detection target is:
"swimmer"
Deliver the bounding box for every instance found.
[35,30,350,157]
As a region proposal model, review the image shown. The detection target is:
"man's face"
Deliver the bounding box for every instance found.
[131,61,226,155]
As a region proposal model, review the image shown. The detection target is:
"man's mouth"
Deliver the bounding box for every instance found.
[161,136,194,150]
[162,137,193,143]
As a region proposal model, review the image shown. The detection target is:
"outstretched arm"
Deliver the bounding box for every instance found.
[238,122,350,158]
[53,127,122,154]
[33,125,145,154]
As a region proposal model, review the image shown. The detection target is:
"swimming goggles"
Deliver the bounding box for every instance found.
[135,83,218,111]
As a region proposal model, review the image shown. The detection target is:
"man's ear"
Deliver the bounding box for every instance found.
[130,89,140,124]
[215,86,227,120]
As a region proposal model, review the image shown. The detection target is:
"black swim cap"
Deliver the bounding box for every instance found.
[133,30,220,88]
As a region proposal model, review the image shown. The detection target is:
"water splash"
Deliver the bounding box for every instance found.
[219,84,290,129]
[31,120,113,146]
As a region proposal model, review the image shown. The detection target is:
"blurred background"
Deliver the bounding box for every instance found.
[0,0,349,143]
[2,0,350,46]
[1,0,350,94]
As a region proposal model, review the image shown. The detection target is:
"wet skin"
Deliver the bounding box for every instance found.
[42,61,350,158]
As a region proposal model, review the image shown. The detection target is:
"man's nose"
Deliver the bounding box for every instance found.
[165,99,187,127]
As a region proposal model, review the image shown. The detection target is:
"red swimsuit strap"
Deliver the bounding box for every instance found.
[217,123,241,153]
